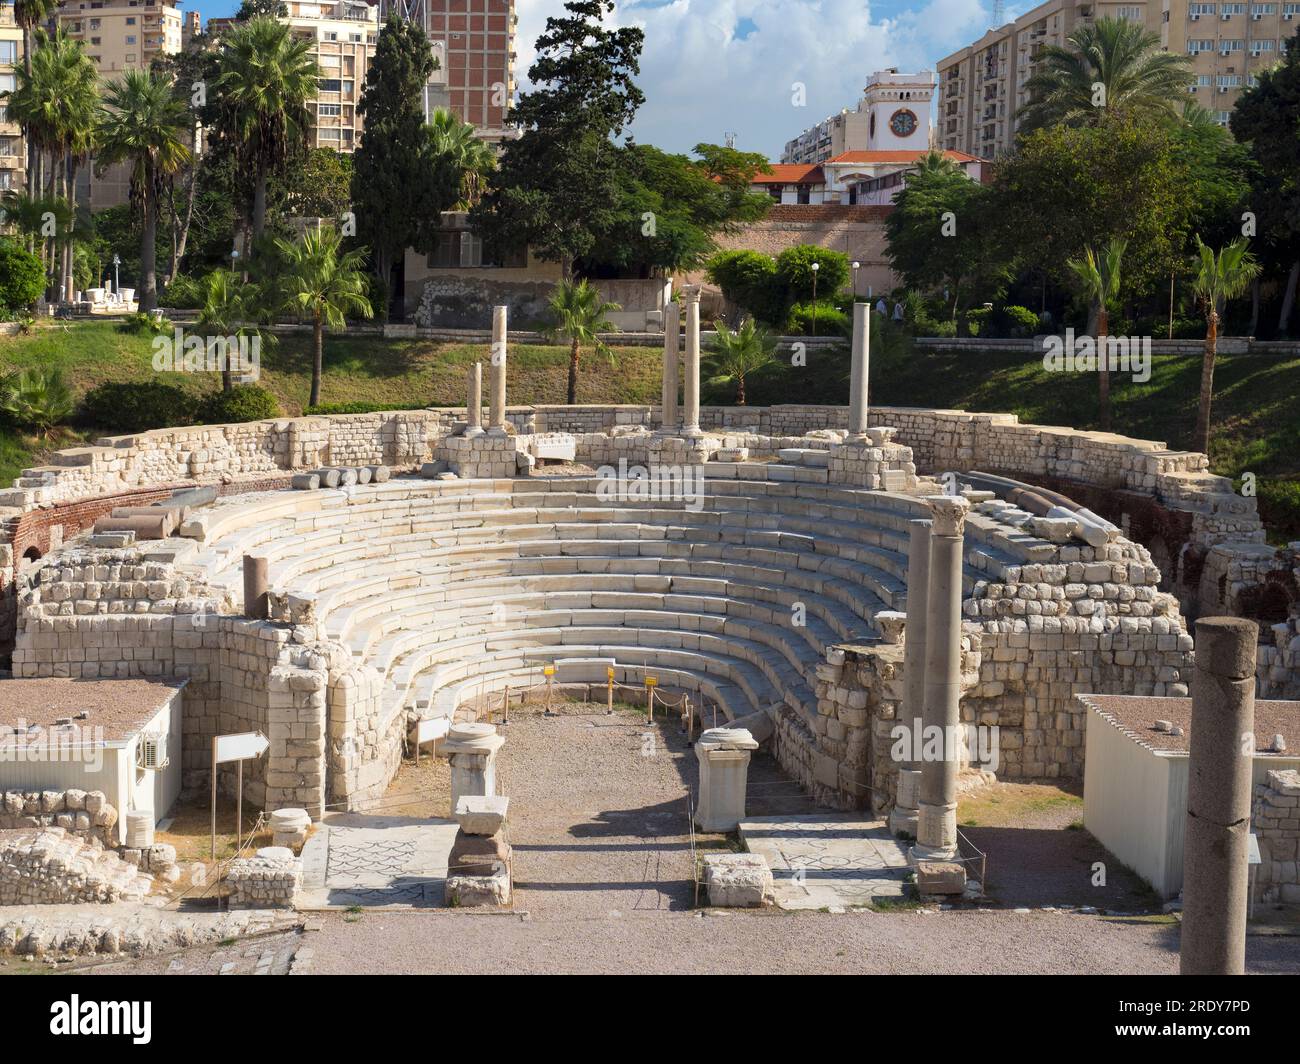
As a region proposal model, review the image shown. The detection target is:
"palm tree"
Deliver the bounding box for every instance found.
[197,269,255,393]
[0,187,69,259]
[1190,236,1260,456]
[1066,237,1126,432]
[1017,17,1193,133]
[215,18,318,241]
[913,148,961,177]
[705,317,778,405]
[543,278,620,405]
[0,367,75,438]
[96,69,192,313]
[273,225,372,408]
[426,108,497,209]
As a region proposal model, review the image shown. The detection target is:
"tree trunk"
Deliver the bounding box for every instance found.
[1194,310,1218,456]
[310,313,324,408]
[139,173,158,313]
[168,161,198,287]
[1247,277,1259,338]
[62,153,77,303]
[1279,259,1300,338]
[736,374,746,406]
[1097,304,1111,432]
[252,159,268,242]
[567,338,580,405]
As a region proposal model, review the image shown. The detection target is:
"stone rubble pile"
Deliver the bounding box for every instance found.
[0,828,153,905]
[226,846,301,909]
[0,789,119,845]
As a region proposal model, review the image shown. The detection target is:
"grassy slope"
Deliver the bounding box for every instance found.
[0,322,1296,523]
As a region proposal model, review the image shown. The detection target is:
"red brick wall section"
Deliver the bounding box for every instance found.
[8,482,196,563]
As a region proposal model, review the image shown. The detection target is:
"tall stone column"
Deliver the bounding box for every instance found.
[848,301,870,438]
[890,518,931,838]
[680,285,703,437]
[912,495,969,862]
[488,305,508,432]
[1181,616,1258,976]
[465,362,483,437]
[661,298,681,432]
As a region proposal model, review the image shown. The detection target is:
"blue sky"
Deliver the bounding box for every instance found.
[196,0,1016,158]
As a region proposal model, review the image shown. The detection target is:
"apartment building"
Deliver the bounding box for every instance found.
[425,0,516,143]
[782,69,936,164]
[937,0,1298,156]
[58,0,183,75]
[283,0,381,154]
[0,5,24,193]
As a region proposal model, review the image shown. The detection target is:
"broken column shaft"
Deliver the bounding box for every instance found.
[891,518,931,838]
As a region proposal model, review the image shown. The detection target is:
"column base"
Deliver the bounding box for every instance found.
[909,840,958,862]
[888,806,918,839]
[462,426,485,438]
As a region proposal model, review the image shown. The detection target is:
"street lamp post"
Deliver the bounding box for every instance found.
[851,260,861,301]
[810,260,820,337]
[112,254,121,302]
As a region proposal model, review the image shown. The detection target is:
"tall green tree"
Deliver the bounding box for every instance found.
[885,155,1011,318]
[584,143,771,277]
[1190,237,1260,455]
[542,278,620,403]
[97,69,193,312]
[472,0,644,276]
[215,17,318,241]
[987,114,1191,305]
[273,225,373,408]
[1231,30,1300,337]
[351,14,457,295]
[197,269,255,393]
[1017,16,1193,132]
[12,0,58,184]
[1066,238,1126,431]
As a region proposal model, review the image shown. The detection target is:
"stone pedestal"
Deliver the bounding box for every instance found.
[680,285,703,437]
[912,496,969,867]
[446,792,512,908]
[826,426,917,491]
[489,305,507,431]
[662,298,680,431]
[444,723,505,808]
[694,727,759,833]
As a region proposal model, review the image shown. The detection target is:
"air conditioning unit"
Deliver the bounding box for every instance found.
[137,733,169,771]
[1221,48,1233,54]
[1191,11,1200,18]
[1251,48,1263,55]
[1222,11,1233,18]
[1287,12,1295,19]
[1253,11,1263,17]
[1220,85,1230,91]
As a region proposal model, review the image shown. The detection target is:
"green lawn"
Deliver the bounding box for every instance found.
[1,321,1296,535]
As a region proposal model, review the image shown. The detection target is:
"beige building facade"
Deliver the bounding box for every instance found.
[59,0,183,74]
[283,0,380,153]
[0,5,24,193]
[936,0,1298,156]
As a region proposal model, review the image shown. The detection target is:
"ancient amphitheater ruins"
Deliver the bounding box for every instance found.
[1,292,1298,933]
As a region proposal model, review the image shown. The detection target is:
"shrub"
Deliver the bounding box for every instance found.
[1000,304,1040,338]
[117,311,170,337]
[786,301,850,337]
[963,306,992,337]
[80,380,198,435]
[705,250,782,324]
[160,273,204,310]
[1257,479,1300,542]
[774,245,850,307]
[198,384,281,425]
[0,239,46,316]
[0,368,75,437]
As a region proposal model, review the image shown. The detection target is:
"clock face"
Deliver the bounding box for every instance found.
[889,108,918,137]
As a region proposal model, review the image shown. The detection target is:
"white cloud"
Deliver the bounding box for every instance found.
[514,0,995,158]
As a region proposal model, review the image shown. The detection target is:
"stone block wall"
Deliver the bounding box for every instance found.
[225,847,300,908]
[1253,769,1300,905]
[0,828,153,905]
[0,789,119,846]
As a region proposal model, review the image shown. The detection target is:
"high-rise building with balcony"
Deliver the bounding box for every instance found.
[423,0,516,143]
[58,0,183,76]
[937,0,1298,156]
[0,5,25,194]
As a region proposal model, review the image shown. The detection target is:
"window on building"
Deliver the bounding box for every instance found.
[1221,38,1245,49]
[0,137,18,157]
[0,42,16,64]
[90,37,101,45]
[1252,2,1277,11]
[318,103,341,116]
[318,78,342,92]
[1187,39,1215,52]
[1252,38,1276,49]
[1221,2,1246,12]
[126,35,136,44]
[1190,2,1218,12]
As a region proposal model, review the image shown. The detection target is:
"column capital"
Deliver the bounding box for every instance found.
[923,494,970,536]
[680,285,702,304]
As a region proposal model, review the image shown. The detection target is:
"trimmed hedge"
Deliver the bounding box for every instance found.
[80,381,198,435]
[198,385,281,425]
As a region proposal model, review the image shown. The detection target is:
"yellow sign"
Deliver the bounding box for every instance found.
[644,676,658,688]
[607,666,615,681]
[543,665,556,678]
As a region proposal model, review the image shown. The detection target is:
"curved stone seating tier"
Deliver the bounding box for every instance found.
[179,475,1059,765]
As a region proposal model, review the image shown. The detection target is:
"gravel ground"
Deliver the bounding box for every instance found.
[296,909,1299,975]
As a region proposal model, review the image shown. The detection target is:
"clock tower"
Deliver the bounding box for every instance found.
[862,69,935,152]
